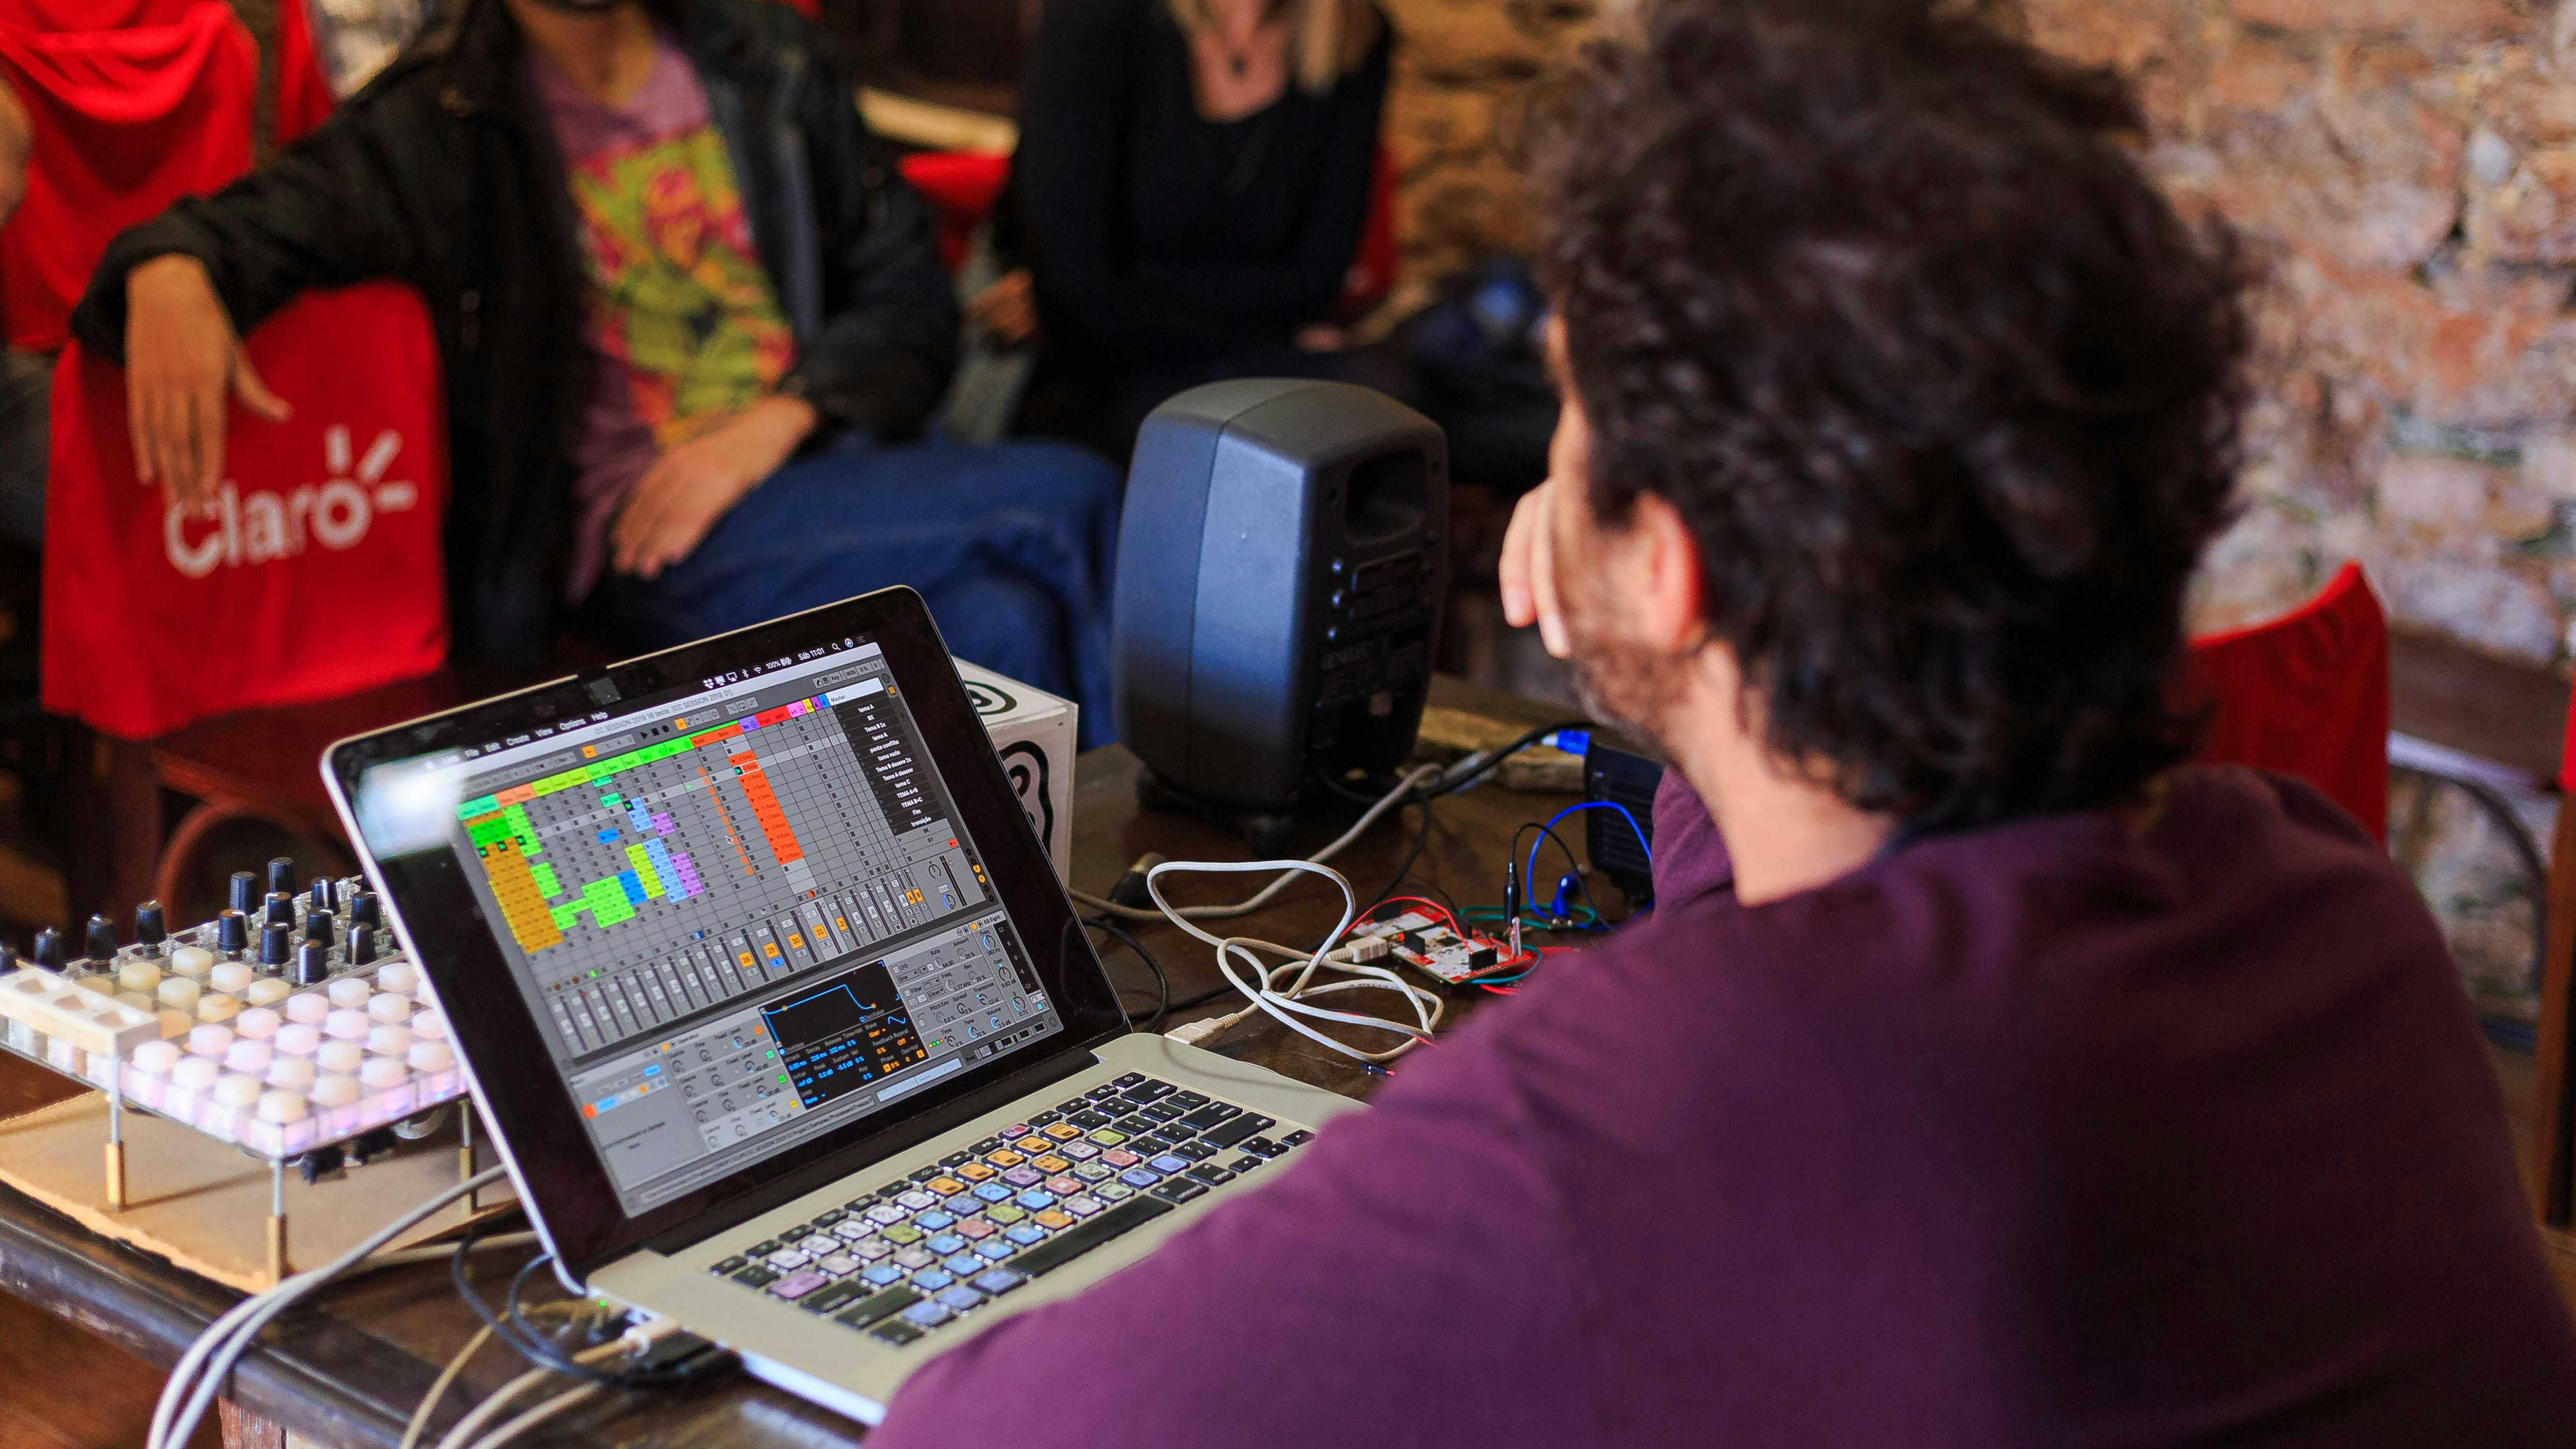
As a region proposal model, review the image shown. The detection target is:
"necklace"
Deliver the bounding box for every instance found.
[1209,0,1271,78]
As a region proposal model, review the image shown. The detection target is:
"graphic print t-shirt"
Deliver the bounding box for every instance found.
[534,35,796,599]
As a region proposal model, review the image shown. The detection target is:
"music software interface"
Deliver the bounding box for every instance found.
[441,641,1061,1213]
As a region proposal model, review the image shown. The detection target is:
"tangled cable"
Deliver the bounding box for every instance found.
[1146,858,1445,1065]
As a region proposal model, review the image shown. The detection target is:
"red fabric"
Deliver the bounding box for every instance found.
[1331,144,1397,323]
[0,3,256,351]
[0,0,332,140]
[2561,675,2576,794]
[42,283,450,739]
[899,150,1011,274]
[268,0,334,144]
[1,0,200,29]
[2184,560,2389,840]
[769,0,821,16]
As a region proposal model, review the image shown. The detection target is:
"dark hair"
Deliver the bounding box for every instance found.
[1524,0,2251,830]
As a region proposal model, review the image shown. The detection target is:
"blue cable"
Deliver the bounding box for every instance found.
[1526,800,1654,896]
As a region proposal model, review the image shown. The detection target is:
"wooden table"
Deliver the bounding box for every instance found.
[0,678,1595,1448]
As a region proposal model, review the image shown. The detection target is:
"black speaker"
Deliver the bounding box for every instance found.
[1112,379,1449,814]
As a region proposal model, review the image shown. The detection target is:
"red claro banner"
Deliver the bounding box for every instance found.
[42,282,449,739]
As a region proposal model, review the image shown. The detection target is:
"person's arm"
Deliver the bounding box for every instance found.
[865,1023,1603,1449]
[1014,0,1267,362]
[1128,19,1392,328]
[71,77,432,504]
[0,78,29,228]
[784,32,958,441]
[73,78,427,362]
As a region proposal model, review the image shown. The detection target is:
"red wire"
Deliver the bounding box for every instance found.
[1361,895,1466,936]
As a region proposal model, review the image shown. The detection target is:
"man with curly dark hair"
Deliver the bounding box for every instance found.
[867,1,2576,1443]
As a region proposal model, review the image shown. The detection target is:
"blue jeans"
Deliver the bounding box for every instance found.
[616,435,1122,748]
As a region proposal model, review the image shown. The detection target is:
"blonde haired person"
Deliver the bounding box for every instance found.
[974,0,1400,459]
[1167,0,1380,102]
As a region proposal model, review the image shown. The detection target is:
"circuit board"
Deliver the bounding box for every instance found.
[1351,911,1512,985]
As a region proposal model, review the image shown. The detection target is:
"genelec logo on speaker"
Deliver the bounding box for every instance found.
[163,425,418,579]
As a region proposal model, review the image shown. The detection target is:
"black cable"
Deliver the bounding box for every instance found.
[1539,823,1613,923]
[503,1250,716,1389]
[1165,981,1237,1016]
[1425,720,1594,800]
[453,1227,601,1383]
[452,1228,702,1391]
[1386,874,1462,919]
[1084,915,1171,1031]
[1312,767,1404,806]
[1511,820,1610,925]
[1366,794,1438,910]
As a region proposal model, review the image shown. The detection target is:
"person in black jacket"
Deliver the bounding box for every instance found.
[979,0,1400,460]
[74,0,1121,736]
[0,76,36,550]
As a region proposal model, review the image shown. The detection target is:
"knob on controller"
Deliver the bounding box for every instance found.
[264,892,295,927]
[31,928,64,972]
[216,909,249,957]
[308,878,337,913]
[294,941,331,987]
[260,922,292,969]
[229,871,258,915]
[83,914,116,963]
[304,909,335,949]
[348,927,377,966]
[134,900,167,952]
[349,892,382,930]
[266,857,296,896]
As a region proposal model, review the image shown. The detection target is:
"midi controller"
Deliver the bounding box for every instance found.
[0,857,466,1163]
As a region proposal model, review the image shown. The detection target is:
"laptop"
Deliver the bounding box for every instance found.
[322,587,1362,1424]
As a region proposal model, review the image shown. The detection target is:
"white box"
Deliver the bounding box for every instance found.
[955,660,1076,880]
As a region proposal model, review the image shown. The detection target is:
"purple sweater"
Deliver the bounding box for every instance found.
[869,767,2576,1445]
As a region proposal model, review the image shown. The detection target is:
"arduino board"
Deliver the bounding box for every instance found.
[1351,911,1517,985]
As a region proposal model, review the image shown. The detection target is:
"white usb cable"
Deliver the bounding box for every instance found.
[149,1167,517,1449]
[1067,764,1441,925]
[1145,858,1443,1064]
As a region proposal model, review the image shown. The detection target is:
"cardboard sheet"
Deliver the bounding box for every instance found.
[0,1092,514,1292]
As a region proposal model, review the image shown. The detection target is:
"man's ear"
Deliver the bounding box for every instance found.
[1626,491,1706,654]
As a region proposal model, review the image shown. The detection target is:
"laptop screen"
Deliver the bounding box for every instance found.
[368,636,1063,1216]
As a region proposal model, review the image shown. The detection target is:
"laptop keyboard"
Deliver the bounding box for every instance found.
[703,1072,1316,1348]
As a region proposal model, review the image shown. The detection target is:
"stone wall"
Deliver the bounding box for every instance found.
[2015,1,2576,664]
[1389,0,2576,669]
[1381,0,1598,288]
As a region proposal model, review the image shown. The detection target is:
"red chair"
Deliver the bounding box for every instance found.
[2537,682,2576,1227]
[899,149,1011,274]
[2184,560,2390,841]
[1331,144,1399,324]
